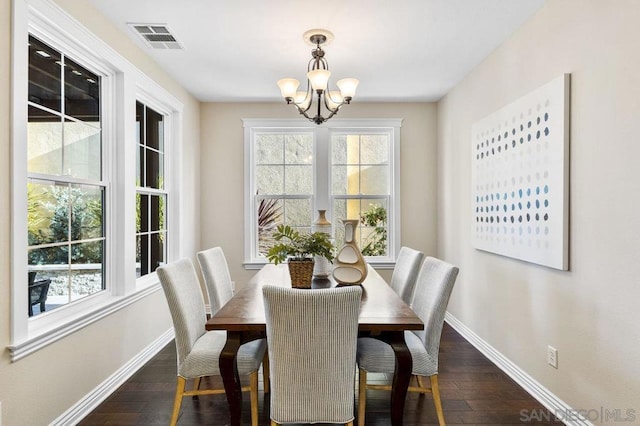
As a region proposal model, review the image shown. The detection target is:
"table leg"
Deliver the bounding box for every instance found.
[220,331,243,426]
[384,331,412,426]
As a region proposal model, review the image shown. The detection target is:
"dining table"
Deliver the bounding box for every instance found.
[205,263,424,426]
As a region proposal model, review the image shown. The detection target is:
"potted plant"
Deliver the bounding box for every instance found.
[266,224,335,288]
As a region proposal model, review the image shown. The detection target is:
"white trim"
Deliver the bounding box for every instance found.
[445,312,591,426]
[242,118,403,129]
[9,282,162,362]
[51,327,174,426]
[11,0,30,344]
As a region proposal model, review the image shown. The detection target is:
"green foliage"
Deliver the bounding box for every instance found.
[27,183,47,246]
[28,185,103,265]
[266,224,334,265]
[360,205,387,256]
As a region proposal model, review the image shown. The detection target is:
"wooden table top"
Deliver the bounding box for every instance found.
[205,264,424,333]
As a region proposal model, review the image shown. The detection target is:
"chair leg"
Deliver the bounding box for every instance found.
[262,351,270,394]
[430,375,446,426]
[191,376,202,400]
[346,422,353,426]
[416,375,425,389]
[358,368,367,426]
[170,376,186,426]
[250,371,259,426]
[270,421,278,426]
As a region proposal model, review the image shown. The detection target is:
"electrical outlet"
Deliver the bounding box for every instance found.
[547,345,558,368]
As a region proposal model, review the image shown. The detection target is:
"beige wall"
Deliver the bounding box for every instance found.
[199,102,437,285]
[438,0,640,420]
[0,1,201,425]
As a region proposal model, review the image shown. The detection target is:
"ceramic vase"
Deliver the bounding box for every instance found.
[312,210,333,278]
[332,219,368,285]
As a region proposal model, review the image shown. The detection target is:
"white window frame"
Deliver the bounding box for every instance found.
[134,96,171,278]
[9,0,183,361]
[243,118,402,269]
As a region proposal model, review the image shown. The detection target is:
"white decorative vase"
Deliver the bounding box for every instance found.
[312,210,332,278]
[332,219,368,285]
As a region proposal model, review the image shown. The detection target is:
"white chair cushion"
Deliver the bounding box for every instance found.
[357,330,438,377]
[178,331,267,379]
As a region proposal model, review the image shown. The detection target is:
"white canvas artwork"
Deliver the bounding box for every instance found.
[471,74,570,270]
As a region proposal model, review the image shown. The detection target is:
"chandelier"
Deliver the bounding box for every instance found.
[277,29,359,125]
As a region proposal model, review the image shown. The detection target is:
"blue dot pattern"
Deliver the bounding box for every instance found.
[473,102,554,250]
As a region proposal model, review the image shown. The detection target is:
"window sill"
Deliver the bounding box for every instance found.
[8,279,162,362]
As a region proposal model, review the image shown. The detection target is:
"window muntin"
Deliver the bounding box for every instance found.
[27,35,105,316]
[136,101,167,277]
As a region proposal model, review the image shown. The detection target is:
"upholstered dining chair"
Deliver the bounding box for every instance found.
[390,246,425,304]
[157,258,266,426]
[196,247,234,315]
[263,285,363,426]
[357,257,459,426]
[197,246,270,392]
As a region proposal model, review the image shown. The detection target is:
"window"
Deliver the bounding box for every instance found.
[10,0,183,360]
[136,102,167,277]
[244,119,401,268]
[27,35,105,316]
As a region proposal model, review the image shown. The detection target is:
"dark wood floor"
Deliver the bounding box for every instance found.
[79,323,561,425]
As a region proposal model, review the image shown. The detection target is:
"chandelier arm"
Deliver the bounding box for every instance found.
[298,82,314,113]
[292,102,314,121]
[323,90,343,113]
[323,106,340,122]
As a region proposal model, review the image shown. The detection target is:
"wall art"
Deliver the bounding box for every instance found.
[471,74,570,270]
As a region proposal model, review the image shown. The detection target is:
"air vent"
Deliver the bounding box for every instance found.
[128,23,183,50]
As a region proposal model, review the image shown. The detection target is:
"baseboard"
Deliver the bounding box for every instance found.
[51,328,174,426]
[444,313,592,426]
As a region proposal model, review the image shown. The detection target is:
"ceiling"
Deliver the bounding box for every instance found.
[87,0,545,103]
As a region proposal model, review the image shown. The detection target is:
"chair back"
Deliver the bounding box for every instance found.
[410,257,459,363]
[157,258,207,366]
[263,285,362,424]
[197,247,234,314]
[390,246,425,304]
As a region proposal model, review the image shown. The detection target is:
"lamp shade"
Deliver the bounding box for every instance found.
[294,91,311,109]
[307,69,331,91]
[277,78,300,98]
[337,78,359,99]
[326,91,344,110]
